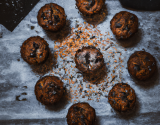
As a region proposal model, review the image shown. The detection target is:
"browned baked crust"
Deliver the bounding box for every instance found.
[20,36,49,65]
[67,102,96,125]
[75,46,104,74]
[127,51,157,81]
[110,11,138,39]
[108,83,136,112]
[34,76,64,105]
[75,46,105,82]
[76,0,104,15]
[37,3,66,31]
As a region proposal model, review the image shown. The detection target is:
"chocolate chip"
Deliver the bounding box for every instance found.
[30,52,36,58]
[112,99,116,105]
[41,12,46,20]
[45,46,48,50]
[134,64,140,71]
[48,20,53,25]
[56,86,61,90]
[128,31,132,36]
[88,0,95,7]
[21,92,27,95]
[39,95,43,100]
[145,56,150,61]
[95,58,102,63]
[73,106,80,112]
[33,42,39,49]
[121,92,128,101]
[52,91,57,95]
[40,53,43,58]
[148,66,152,71]
[85,52,90,65]
[130,15,135,21]
[84,90,87,93]
[90,36,95,39]
[72,120,76,124]
[97,52,100,56]
[123,25,130,31]
[86,0,95,10]
[31,26,35,30]
[91,77,95,81]
[16,95,21,101]
[115,23,122,28]
[112,91,115,97]
[38,84,42,88]
[77,49,82,53]
[54,15,60,23]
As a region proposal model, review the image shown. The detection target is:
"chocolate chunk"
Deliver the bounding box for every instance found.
[54,15,60,23]
[30,52,36,58]
[86,0,95,10]
[39,95,43,100]
[95,58,102,63]
[123,25,130,31]
[130,15,135,21]
[115,23,122,28]
[16,95,21,101]
[89,0,95,7]
[31,26,35,30]
[73,106,80,112]
[90,36,95,39]
[21,92,27,95]
[33,42,39,49]
[97,52,100,56]
[134,64,140,71]
[39,53,43,58]
[52,91,57,95]
[121,92,128,101]
[73,106,84,113]
[72,120,76,124]
[48,20,53,25]
[38,84,42,88]
[77,49,82,53]
[45,46,48,50]
[41,12,46,20]
[128,31,132,36]
[145,56,150,61]
[85,52,90,65]
[112,91,115,97]
[112,99,116,104]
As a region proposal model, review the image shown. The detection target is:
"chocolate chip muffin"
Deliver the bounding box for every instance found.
[108,83,136,112]
[76,0,104,15]
[75,46,105,82]
[127,51,157,81]
[67,102,96,125]
[37,3,66,31]
[20,36,49,65]
[110,11,138,39]
[35,76,64,105]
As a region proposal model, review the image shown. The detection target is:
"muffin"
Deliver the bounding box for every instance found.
[67,102,96,125]
[20,36,49,65]
[108,83,136,112]
[76,0,104,15]
[37,3,66,31]
[127,51,157,81]
[75,46,105,82]
[110,11,138,39]
[35,76,64,105]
